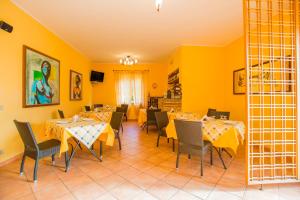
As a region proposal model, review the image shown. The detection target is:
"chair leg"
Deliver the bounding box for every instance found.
[167,138,169,143]
[200,153,203,176]
[146,123,149,134]
[33,159,39,182]
[117,134,122,150]
[121,123,124,133]
[216,147,227,169]
[51,154,55,165]
[210,146,213,166]
[156,135,160,147]
[20,153,26,175]
[99,141,103,158]
[176,152,180,169]
[188,154,191,159]
[172,139,175,152]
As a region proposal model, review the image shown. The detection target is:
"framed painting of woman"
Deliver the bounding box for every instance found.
[23,45,60,107]
[70,70,83,101]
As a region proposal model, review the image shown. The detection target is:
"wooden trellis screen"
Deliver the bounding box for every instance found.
[244,0,299,184]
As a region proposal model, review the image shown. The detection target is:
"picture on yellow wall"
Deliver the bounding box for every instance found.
[233,68,246,94]
[70,70,82,101]
[23,46,60,107]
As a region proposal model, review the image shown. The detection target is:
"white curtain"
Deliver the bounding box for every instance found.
[114,70,148,107]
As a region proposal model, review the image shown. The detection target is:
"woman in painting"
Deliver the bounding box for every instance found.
[31,61,54,104]
[73,74,82,99]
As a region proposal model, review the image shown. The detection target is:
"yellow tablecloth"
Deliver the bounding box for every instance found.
[79,111,112,122]
[45,119,115,155]
[166,119,245,154]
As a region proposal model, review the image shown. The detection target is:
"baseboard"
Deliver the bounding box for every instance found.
[0,153,22,167]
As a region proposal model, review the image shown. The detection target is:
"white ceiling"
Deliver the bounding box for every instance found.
[12,0,243,63]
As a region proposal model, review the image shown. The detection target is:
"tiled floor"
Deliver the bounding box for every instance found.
[0,121,299,200]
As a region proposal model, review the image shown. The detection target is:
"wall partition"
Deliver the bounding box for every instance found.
[244,0,299,184]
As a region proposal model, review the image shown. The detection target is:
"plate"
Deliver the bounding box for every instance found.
[56,120,70,124]
[82,118,94,121]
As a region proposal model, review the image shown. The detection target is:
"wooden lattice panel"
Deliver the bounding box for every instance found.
[245,0,298,184]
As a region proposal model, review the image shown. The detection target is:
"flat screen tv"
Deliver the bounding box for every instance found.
[90,71,104,82]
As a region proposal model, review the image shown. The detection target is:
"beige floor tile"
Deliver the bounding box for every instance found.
[130,172,158,190]
[71,182,106,200]
[34,182,70,200]
[207,189,242,200]
[169,190,200,200]
[162,171,192,188]
[147,181,179,200]
[117,166,142,180]
[95,174,126,191]
[110,181,144,200]
[183,177,215,199]
[144,166,172,179]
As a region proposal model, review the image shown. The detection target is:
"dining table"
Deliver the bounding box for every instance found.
[44,118,115,171]
[166,115,245,168]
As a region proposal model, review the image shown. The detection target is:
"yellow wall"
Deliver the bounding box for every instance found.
[224,37,246,121]
[167,41,246,121]
[0,0,92,163]
[92,63,168,106]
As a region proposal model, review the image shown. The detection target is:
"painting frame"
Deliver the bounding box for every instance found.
[233,68,246,95]
[69,70,83,101]
[23,45,60,108]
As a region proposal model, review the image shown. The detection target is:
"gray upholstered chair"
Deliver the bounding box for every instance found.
[14,120,63,182]
[146,109,161,133]
[85,105,91,112]
[121,104,129,121]
[155,111,175,152]
[110,112,123,150]
[58,109,65,119]
[174,119,213,176]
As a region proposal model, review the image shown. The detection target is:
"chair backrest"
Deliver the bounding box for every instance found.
[147,109,161,122]
[110,112,124,131]
[94,104,103,108]
[121,104,129,112]
[85,106,91,111]
[174,119,204,147]
[207,108,217,117]
[215,111,230,120]
[155,112,169,130]
[58,109,65,119]
[116,107,123,113]
[13,120,38,151]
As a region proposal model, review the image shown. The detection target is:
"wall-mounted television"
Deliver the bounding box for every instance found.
[90,70,104,83]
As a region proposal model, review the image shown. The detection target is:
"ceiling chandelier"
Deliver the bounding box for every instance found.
[155,0,163,12]
[119,56,138,66]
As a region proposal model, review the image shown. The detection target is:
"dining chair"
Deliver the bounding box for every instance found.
[146,109,161,133]
[58,109,65,119]
[110,112,123,150]
[174,119,213,176]
[121,104,129,121]
[116,107,124,132]
[207,108,217,117]
[94,104,103,109]
[85,105,91,112]
[13,120,63,182]
[155,111,175,152]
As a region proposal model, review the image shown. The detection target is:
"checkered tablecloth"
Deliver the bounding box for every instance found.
[79,111,112,122]
[45,119,115,154]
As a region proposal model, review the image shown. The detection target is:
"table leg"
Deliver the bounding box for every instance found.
[65,152,69,172]
[214,147,227,169]
[88,147,102,162]
[100,141,103,159]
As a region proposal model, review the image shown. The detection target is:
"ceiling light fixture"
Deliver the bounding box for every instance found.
[119,56,138,66]
[155,0,163,12]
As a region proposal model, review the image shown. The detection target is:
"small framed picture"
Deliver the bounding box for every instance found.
[70,70,82,101]
[233,68,246,95]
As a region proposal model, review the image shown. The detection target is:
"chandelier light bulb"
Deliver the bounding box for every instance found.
[155,0,163,12]
[119,56,138,66]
